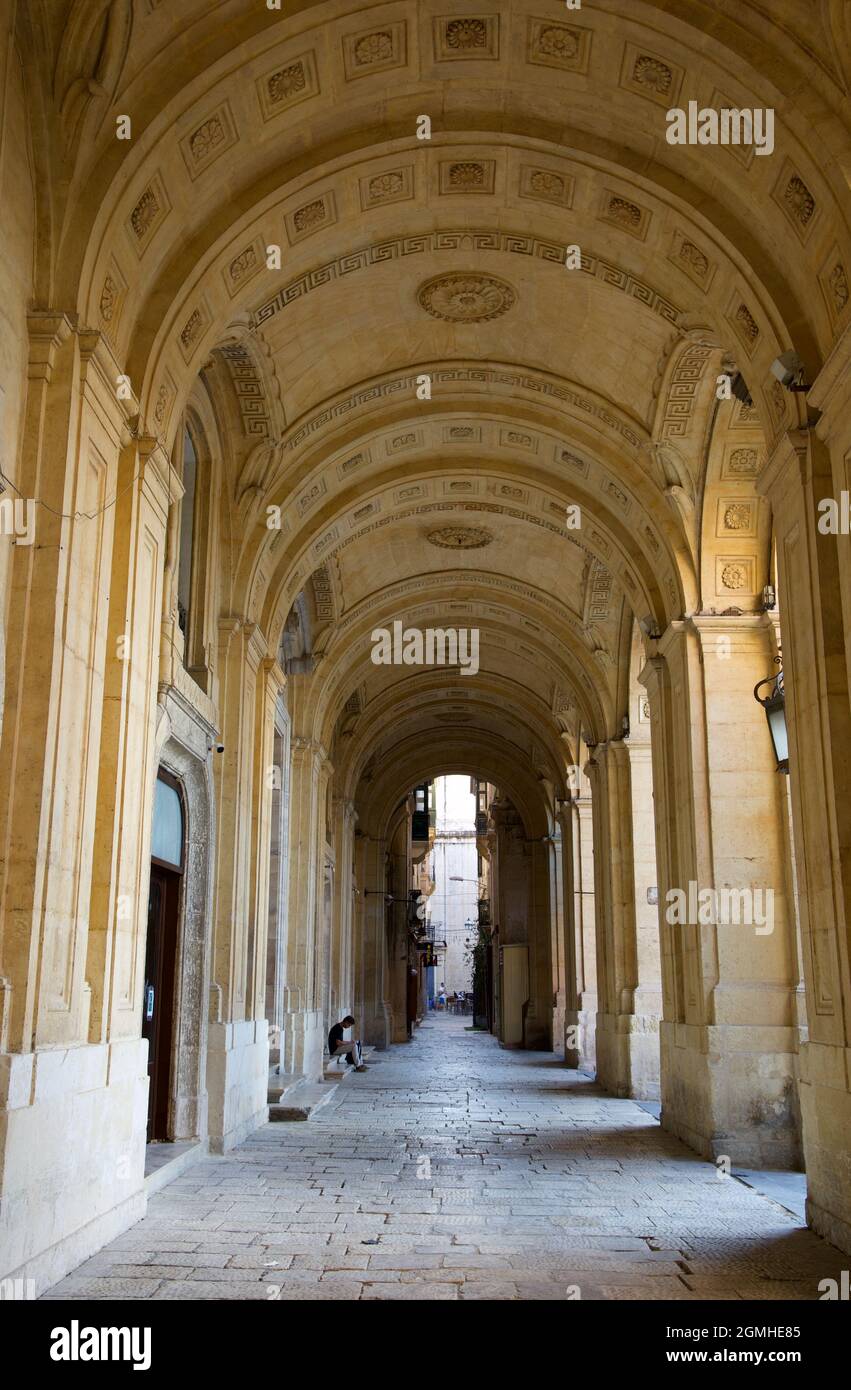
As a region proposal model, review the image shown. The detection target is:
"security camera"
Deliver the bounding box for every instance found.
[771,350,810,392]
[215,743,225,754]
[639,615,662,640]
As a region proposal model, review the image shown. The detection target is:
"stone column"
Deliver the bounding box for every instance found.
[266,698,291,1052]
[207,618,272,1148]
[588,740,661,1099]
[640,615,800,1166]
[331,799,357,1019]
[0,320,148,1288]
[280,734,329,1080]
[627,739,663,1095]
[352,832,391,1048]
[314,756,334,1022]
[563,794,597,1070]
[386,825,410,1044]
[759,416,851,1250]
[547,825,566,1055]
[526,837,553,1049]
[247,658,286,1022]
[87,434,178,1048]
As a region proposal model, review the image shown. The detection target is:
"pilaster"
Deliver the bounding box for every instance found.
[280,735,329,1080]
[563,794,597,1071]
[640,615,800,1166]
[588,739,661,1099]
[759,423,851,1248]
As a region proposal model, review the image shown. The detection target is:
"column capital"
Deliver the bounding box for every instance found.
[688,612,776,657]
[655,618,689,661]
[26,310,75,385]
[292,735,329,766]
[553,801,573,831]
[637,653,666,694]
[622,738,653,765]
[591,737,631,768]
[216,616,271,670]
[137,433,183,522]
[261,656,287,693]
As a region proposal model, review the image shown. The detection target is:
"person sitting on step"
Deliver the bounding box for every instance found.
[328,1015,367,1071]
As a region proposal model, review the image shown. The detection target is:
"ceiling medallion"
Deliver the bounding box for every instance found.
[427,525,494,549]
[416,272,517,322]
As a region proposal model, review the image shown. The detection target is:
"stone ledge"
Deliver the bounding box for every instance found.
[268,1082,339,1122]
[269,1049,376,1119]
[323,1046,375,1081]
[267,1072,303,1104]
[144,1140,206,1197]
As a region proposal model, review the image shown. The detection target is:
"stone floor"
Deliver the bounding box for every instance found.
[43,1016,846,1301]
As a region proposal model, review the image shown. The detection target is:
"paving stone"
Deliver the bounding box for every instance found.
[273,1282,362,1301]
[42,1016,842,1303]
[43,1277,164,1298]
[151,1281,272,1300]
[226,1253,296,1269]
[367,1252,443,1269]
[361,1282,458,1300]
[459,1282,520,1299]
[139,1250,231,1268]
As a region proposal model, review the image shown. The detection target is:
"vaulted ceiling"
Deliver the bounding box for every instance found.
[25,0,851,813]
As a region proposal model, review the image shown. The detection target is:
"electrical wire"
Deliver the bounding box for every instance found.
[0,461,146,524]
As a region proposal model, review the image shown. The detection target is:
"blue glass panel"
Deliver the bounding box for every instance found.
[151,777,183,867]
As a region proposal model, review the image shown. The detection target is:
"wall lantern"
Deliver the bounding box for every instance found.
[753,662,788,774]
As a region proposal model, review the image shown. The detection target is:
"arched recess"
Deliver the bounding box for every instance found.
[699,396,772,613]
[352,739,556,1052]
[243,373,693,650]
[360,747,553,846]
[178,402,220,693]
[151,704,215,1145]
[73,46,845,419]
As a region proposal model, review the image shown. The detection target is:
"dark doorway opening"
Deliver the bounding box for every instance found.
[144,866,180,1140]
[144,769,185,1142]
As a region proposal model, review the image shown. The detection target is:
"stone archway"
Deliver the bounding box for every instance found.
[152,699,215,1144]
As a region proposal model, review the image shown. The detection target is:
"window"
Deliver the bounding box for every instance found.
[177,426,197,661]
[151,772,184,870]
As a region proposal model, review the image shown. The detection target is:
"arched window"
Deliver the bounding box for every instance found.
[177,425,197,661]
[173,412,215,693]
[151,770,185,870]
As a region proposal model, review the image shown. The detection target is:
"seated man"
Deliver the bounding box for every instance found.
[328,1014,367,1071]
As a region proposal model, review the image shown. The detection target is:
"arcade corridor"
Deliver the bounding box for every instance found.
[43,1019,845,1302]
[5,5,851,1318]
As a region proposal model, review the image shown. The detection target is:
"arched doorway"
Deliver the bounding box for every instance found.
[144,770,185,1141]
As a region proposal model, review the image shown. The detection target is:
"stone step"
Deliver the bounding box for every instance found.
[269,1049,377,1118]
[324,1044,376,1080]
[268,1082,339,1122]
[144,1139,205,1195]
[267,1072,302,1104]
[323,1053,370,1081]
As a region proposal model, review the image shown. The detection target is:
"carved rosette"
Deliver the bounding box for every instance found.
[417,273,516,322]
[426,526,494,549]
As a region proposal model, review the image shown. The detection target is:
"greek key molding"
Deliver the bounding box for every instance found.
[250,228,680,338]
[279,362,645,456]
